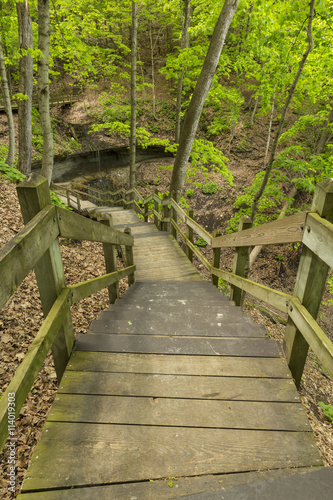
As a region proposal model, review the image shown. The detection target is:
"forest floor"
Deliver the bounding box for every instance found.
[0,82,333,496]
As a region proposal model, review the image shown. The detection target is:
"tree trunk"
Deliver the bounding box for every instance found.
[315,103,333,155]
[250,0,315,221]
[38,0,53,185]
[129,1,138,189]
[0,38,15,167]
[149,19,156,119]
[170,0,239,201]
[175,0,191,144]
[16,0,33,175]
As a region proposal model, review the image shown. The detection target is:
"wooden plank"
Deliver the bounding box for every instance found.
[48,394,309,431]
[58,371,299,401]
[21,422,321,491]
[0,205,58,310]
[0,288,70,451]
[289,298,333,378]
[302,212,333,268]
[69,266,135,303]
[16,468,324,499]
[212,213,307,248]
[88,316,266,337]
[74,334,283,357]
[68,351,288,377]
[97,308,254,325]
[56,206,134,246]
[211,267,291,312]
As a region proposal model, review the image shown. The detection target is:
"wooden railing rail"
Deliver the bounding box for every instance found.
[0,174,136,451]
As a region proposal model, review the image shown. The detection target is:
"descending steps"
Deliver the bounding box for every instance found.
[18,204,324,499]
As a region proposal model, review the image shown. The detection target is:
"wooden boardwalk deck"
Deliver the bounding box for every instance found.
[18,205,323,499]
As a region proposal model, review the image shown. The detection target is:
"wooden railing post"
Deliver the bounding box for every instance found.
[211,228,222,287]
[162,194,170,232]
[16,174,75,381]
[186,209,194,262]
[284,178,333,388]
[171,190,177,240]
[124,227,135,287]
[154,189,159,229]
[101,215,119,304]
[76,192,81,212]
[66,189,70,206]
[230,216,253,306]
[144,197,149,222]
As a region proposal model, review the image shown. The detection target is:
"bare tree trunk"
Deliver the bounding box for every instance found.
[170,0,239,201]
[149,19,156,119]
[175,0,191,143]
[250,96,258,125]
[264,91,276,167]
[315,103,333,155]
[0,38,15,167]
[38,0,53,185]
[130,1,138,189]
[250,0,315,221]
[16,0,33,175]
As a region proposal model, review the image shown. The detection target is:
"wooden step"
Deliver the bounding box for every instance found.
[75,333,282,357]
[88,317,266,337]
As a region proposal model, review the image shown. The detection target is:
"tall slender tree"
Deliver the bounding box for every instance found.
[129,1,138,189]
[0,38,15,166]
[169,0,239,201]
[16,0,33,175]
[38,0,53,184]
[175,0,191,143]
[250,0,316,221]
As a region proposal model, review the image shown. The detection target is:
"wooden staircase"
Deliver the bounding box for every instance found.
[17,206,323,499]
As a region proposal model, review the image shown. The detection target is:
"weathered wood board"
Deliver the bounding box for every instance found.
[58,371,299,401]
[21,422,321,491]
[75,333,283,357]
[48,394,310,431]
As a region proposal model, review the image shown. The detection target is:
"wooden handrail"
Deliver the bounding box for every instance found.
[0,175,137,452]
[51,179,333,385]
[212,212,306,248]
[0,206,58,310]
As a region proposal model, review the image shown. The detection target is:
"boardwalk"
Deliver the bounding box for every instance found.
[18,205,323,499]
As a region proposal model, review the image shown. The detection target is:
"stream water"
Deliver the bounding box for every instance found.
[37,145,173,183]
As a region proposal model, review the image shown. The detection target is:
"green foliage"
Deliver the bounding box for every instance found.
[327,274,333,306]
[0,160,25,183]
[159,165,173,171]
[227,169,288,232]
[202,181,218,194]
[196,236,207,247]
[218,278,230,296]
[186,188,194,198]
[179,196,190,210]
[184,139,233,188]
[204,84,244,136]
[319,402,333,424]
[50,191,73,211]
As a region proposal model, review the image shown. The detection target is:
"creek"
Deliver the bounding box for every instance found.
[35,145,173,183]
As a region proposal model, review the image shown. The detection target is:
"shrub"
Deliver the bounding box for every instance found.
[186,188,194,198]
[196,236,207,247]
[202,181,218,194]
